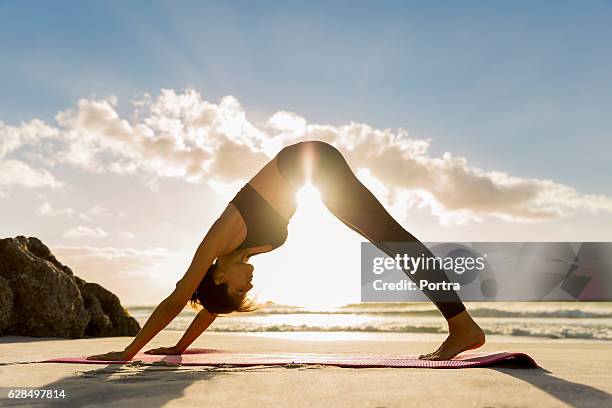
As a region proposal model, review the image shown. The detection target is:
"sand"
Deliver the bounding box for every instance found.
[1,331,611,407]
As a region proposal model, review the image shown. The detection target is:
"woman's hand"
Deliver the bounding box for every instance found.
[143,345,184,355]
[86,350,132,362]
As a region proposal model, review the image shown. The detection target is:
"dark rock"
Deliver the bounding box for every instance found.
[25,236,75,276]
[0,276,13,334]
[80,282,141,337]
[0,236,141,338]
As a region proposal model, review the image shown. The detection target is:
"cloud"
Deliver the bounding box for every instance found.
[79,205,126,220]
[0,119,59,159]
[0,160,62,190]
[36,203,124,225]
[78,213,96,223]
[64,225,108,239]
[53,90,267,182]
[299,122,612,223]
[88,205,112,216]
[52,245,169,269]
[2,88,612,223]
[36,202,74,217]
[0,120,63,193]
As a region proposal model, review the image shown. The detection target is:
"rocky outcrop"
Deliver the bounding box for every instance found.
[0,236,140,338]
[0,276,13,334]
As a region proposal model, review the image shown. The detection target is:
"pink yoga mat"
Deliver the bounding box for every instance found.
[41,349,538,369]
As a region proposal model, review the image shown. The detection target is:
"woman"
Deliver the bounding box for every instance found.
[87,140,485,362]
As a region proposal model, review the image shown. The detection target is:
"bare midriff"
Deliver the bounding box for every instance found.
[245,155,298,222]
[219,155,298,255]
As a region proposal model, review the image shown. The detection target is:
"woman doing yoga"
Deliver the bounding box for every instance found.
[87,140,485,362]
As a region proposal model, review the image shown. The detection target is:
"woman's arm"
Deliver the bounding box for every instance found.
[120,295,185,359]
[122,227,226,358]
[175,308,217,352]
[87,287,204,361]
[176,308,217,352]
[142,245,273,356]
[142,307,217,355]
[155,309,217,354]
[87,216,232,361]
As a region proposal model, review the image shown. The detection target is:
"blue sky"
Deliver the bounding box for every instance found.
[2,0,611,194]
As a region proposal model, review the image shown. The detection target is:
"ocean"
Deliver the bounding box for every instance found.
[125,302,612,341]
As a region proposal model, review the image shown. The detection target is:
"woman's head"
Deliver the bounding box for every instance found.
[189,253,257,316]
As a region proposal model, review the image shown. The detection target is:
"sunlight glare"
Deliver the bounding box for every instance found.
[296,183,323,209]
[253,182,363,309]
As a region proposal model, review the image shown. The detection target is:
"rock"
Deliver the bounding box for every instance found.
[0,236,141,338]
[80,282,140,337]
[0,276,13,334]
[26,236,75,276]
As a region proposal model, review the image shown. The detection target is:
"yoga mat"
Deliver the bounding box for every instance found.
[41,349,538,369]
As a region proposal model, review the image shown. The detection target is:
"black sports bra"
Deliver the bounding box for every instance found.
[230,183,289,252]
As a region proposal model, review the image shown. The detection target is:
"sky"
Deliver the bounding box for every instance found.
[1,1,611,307]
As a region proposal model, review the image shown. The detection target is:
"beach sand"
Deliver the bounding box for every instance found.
[1,331,611,407]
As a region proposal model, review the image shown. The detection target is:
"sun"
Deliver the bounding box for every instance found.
[253,181,361,309]
[296,183,323,210]
[291,184,354,308]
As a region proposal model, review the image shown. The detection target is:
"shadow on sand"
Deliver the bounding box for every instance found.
[0,336,71,344]
[0,362,223,407]
[496,367,611,408]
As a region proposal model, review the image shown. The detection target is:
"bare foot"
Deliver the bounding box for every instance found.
[419,310,485,361]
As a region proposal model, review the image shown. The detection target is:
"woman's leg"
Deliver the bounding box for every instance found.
[277,141,485,359]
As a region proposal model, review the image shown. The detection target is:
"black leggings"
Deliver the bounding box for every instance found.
[276,140,466,320]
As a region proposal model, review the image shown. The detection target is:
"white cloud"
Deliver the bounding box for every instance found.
[2,88,612,224]
[0,119,59,159]
[0,120,63,193]
[323,124,612,223]
[78,213,96,223]
[36,203,123,225]
[52,245,168,264]
[88,205,112,216]
[36,202,74,217]
[0,160,62,189]
[76,205,127,223]
[64,225,108,238]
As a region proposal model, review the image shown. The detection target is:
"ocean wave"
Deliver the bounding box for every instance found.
[204,324,612,340]
[129,302,612,341]
[244,307,612,319]
[127,302,612,319]
[159,320,612,340]
[468,309,612,319]
[204,324,445,334]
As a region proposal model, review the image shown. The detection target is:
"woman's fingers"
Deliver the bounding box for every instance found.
[144,347,167,355]
[85,351,128,361]
[143,347,179,355]
[86,353,111,360]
